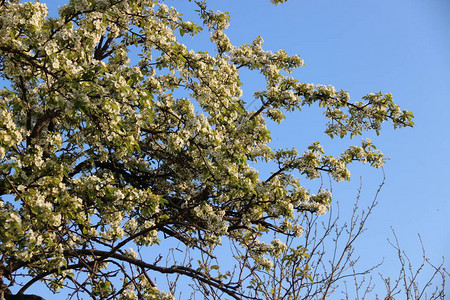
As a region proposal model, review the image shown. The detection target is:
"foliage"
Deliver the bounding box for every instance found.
[0,0,416,298]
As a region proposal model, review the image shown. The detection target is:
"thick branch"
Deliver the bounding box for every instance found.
[29,110,61,144]
[63,249,254,300]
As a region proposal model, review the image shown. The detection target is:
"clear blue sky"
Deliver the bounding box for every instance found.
[203,0,450,290]
[14,0,450,297]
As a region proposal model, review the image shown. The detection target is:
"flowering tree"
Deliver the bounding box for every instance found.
[0,0,415,299]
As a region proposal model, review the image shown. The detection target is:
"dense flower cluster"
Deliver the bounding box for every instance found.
[0,0,413,298]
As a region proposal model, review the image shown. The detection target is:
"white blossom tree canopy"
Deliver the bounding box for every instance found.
[0,0,413,298]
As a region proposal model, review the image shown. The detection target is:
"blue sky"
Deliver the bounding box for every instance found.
[204,0,450,290]
[10,0,450,297]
